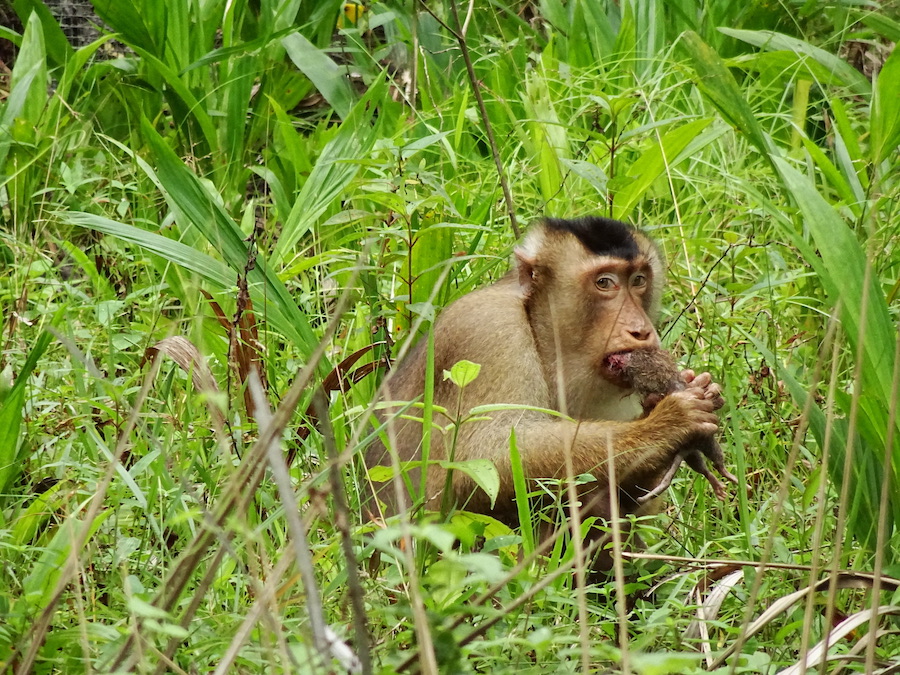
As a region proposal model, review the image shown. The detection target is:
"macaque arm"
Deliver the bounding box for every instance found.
[445,389,718,510]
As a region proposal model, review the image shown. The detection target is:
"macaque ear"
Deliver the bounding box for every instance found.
[515,226,543,298]
[515,247,537,297]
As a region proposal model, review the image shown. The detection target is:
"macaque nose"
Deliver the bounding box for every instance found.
[629,326,653,341]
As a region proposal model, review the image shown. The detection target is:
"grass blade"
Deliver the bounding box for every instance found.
[612,117,716,220]
[273,74,386,264]
[679,30,776,159]
[0,329,52,495]
[719,28,871,96]
[871,45,900,165]
[142,122,321,355]
[282,32,357,119]
[771,157,895,406]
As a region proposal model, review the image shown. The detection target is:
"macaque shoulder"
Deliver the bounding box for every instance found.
[434,274,534,361]
[429,273,548,405]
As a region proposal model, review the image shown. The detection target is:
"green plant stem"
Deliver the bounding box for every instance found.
[419,0,520,239]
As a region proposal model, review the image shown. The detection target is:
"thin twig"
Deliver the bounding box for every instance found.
[606,432,631,675]
[212,549,297,675]
[252,375,332,664]
[866,324,900,673]
[715,314,840,673]
[564,423,591,675]
[418,0,519,238]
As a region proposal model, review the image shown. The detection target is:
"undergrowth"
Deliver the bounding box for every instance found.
[0,0,899,673]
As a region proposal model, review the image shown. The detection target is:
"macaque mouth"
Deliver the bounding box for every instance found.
[601,347,665,388]
[603,350,633,373]
[600,350,634,384]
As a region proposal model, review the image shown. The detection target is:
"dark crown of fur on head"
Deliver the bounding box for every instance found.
[542,216,641,260]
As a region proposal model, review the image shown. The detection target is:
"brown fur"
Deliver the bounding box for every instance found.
[624,348,738,502]
[365,218,723,532]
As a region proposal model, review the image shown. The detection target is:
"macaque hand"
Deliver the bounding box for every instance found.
[652,387,720,439]
[680,369,724,411]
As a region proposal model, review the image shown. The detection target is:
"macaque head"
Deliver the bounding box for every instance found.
[516,216,664,391]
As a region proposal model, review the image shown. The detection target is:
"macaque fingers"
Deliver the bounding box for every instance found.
[687,371,712,389]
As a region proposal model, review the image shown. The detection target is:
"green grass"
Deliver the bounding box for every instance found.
[1,0,899,673]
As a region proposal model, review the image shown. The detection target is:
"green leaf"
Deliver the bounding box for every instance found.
[771,157,896,409]
[132,48,219,157]
[0,329,52,495]
[857,11,900,42]
[140,119,320,356]
[612,117,718,220]
[679,31,776,160]
[444,360,481,389]
[366,464,396,483]
[23,511,112,608]
[11,480,66,546]
[719,28,871,96]
[272,74,385,264]
[750,335,887,550]
[8,11,48,128]
[871,45,900,165]
[0,386,25,497]
[127,596,171,620]
[225,60,258,166]
[282,32,356,119]
[727,51,854,88]
[90,0,158,54]
[438,459,500,507]
[0,62,40,174]
[181,27,296,74]
[799,136,858,213]
[0,25,20,47]
[508,428,534,554]
[11,0,71,67]
[61,211,314,354]
[410,221,454,311]
[63,212,233,286]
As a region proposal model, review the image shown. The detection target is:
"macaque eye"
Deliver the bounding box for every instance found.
[632,274,648,287]
[595,276,616,290]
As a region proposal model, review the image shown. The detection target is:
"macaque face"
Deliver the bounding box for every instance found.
[516,219,665,397]
[583,256,660,386]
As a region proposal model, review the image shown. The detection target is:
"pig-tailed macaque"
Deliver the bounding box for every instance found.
[366,216,732,547]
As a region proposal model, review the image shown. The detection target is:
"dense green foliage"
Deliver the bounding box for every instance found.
[0,0,899,672]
